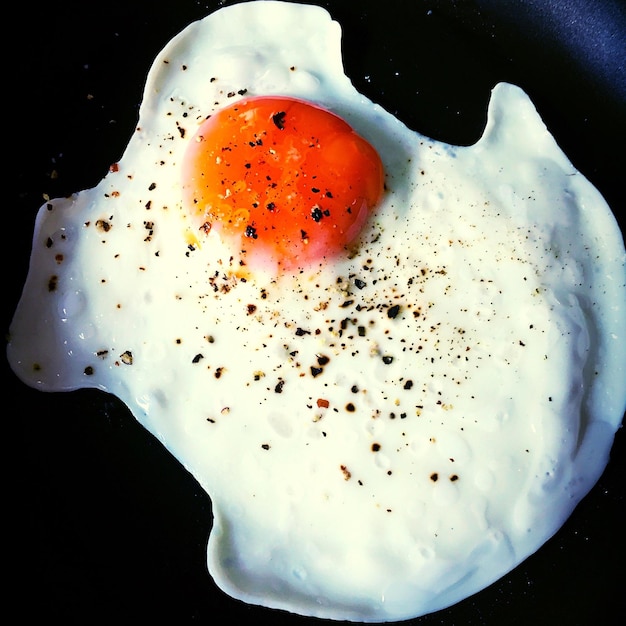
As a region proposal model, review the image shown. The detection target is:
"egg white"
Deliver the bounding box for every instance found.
[7,1,626,622]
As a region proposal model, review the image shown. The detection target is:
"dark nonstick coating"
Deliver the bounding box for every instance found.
[7,1,625,623]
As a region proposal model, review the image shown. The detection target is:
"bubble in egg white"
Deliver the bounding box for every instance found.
[256,63,292,91]
[48,226,72,247]
[267,412,293,438]
[374,451,391,470]
[58,288,85,321]
[7,1,626,624]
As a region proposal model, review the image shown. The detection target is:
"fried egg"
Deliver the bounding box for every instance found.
[7,1,626,622]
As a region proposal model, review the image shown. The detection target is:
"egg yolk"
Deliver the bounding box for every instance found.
[182,96,385,271]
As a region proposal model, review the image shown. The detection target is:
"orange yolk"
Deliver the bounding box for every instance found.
[182,96,385,271]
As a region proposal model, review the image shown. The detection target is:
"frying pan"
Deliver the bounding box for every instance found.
[7,0,625,623]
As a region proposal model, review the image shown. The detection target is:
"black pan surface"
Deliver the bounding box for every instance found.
[8,1,625,623]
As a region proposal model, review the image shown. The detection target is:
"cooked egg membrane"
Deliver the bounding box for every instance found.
[8,1,626,622]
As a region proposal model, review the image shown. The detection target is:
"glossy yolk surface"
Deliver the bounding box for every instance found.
[182,96,385,271]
